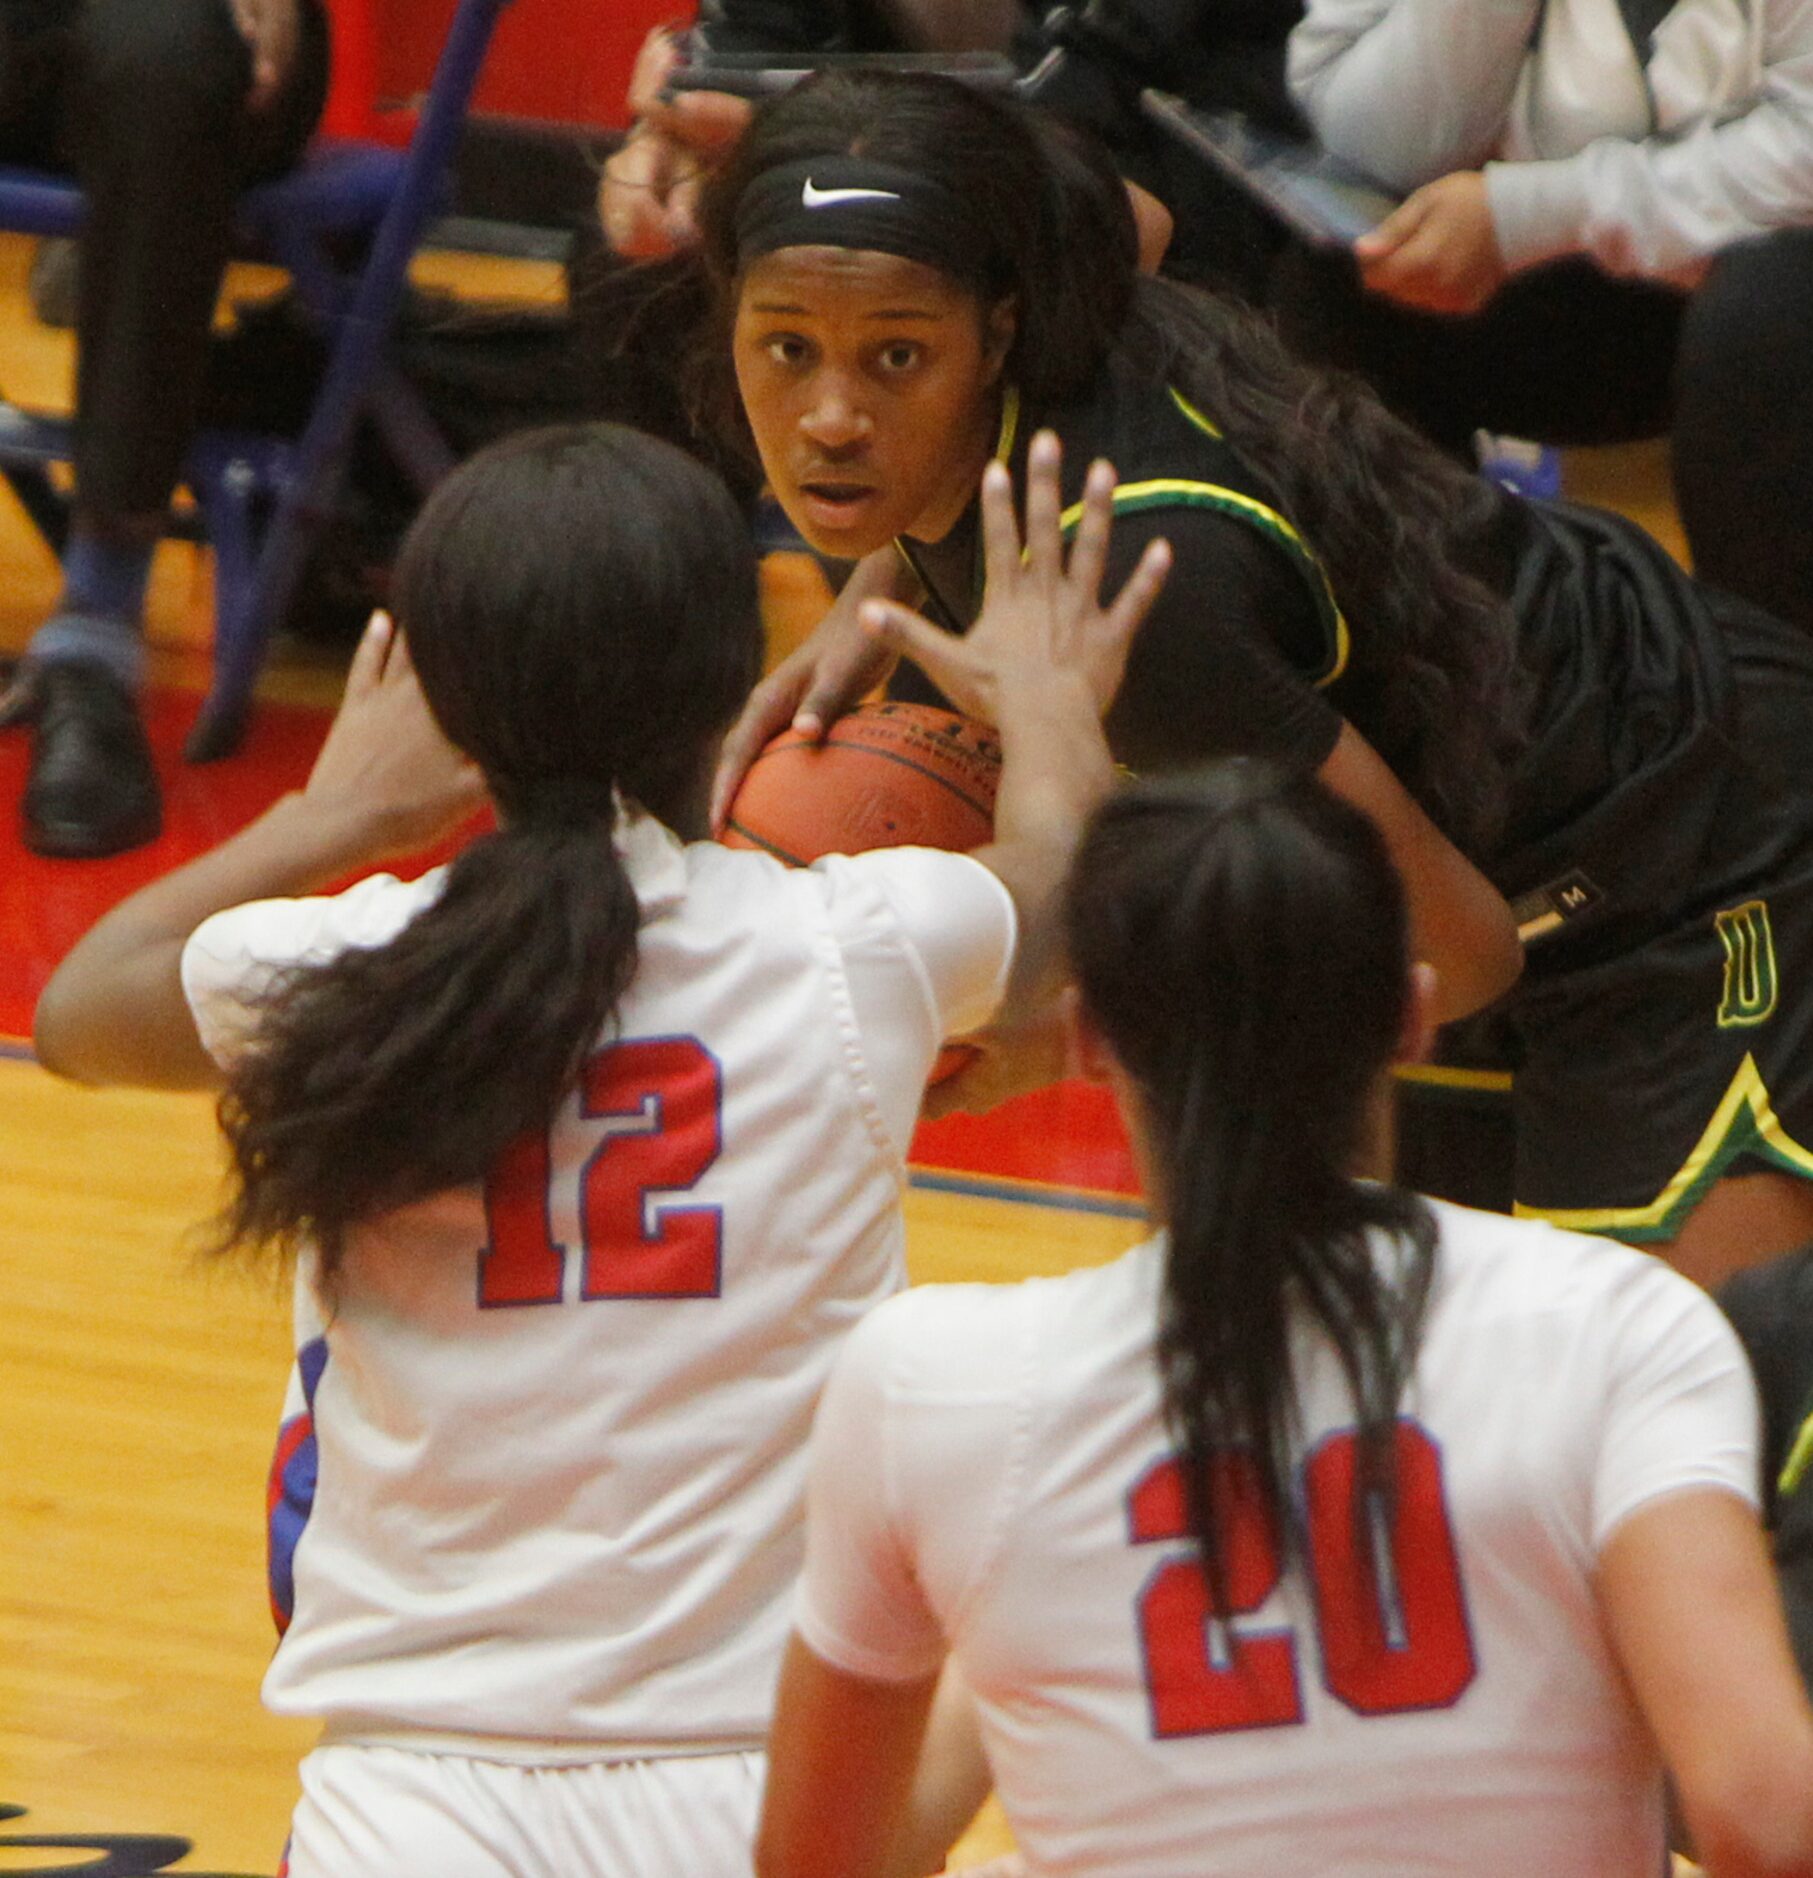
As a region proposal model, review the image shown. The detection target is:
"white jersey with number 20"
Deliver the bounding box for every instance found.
[799,1201,1760,1877]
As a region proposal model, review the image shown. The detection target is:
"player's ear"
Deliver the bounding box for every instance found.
[1397,961,1440,1068]
[982,296,1017,382]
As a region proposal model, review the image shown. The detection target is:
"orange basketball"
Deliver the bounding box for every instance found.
[723,702,1002,1084]
[723,701,1001,863]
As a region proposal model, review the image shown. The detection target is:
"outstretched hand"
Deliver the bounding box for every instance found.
[709,549,904,832]
[304,612,489,861]
[857,431,1171,729]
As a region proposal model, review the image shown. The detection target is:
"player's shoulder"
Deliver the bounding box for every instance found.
[1042,349,1225,491]
[188,866,449,973]
[1422,1194,1720,1338]
[842,1240,1161,1400]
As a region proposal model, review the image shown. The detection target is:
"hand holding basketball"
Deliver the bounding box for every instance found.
[858,431,1172,728]
[710,546,905,833]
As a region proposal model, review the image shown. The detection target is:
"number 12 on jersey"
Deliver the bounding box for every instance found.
[478,1036,724,1306]
[1128,1420,1476,1736]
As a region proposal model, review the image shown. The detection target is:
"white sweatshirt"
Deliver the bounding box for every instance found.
[1288,0,1813,282]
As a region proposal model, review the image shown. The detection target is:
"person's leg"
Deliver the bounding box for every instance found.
[12,0,328,857]
[1271,245,1685,455]
[1674,229,1813,633]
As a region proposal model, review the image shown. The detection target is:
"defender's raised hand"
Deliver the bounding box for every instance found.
[856,431,1171,728]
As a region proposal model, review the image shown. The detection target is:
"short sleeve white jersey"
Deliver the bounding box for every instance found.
[798,1199,1761,1877]
[180,809,1015,1755]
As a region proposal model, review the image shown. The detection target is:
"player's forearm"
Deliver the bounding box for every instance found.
[975,674,1118,1021]
[34,792,383,1089]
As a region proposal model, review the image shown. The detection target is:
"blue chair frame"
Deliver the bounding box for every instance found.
[0,0,513,759]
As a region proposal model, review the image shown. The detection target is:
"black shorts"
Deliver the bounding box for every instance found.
[1404,597,1813,1242]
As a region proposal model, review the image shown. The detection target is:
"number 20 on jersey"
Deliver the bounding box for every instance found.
[1128,1421,1476,1736]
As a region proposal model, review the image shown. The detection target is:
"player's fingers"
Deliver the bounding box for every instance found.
[711,671,807,831]
[383,620,419,686]
[1100,537,1172,657]
[976,457,1022,592]
[1354,188,1428,261]
[859,601,974,706]
[1064,458,1118,602]
[345,609,394,698]
[798,631,891,734]
[1023,430,1065,585]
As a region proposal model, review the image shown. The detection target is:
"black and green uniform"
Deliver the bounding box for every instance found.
[890,350,1813,1239]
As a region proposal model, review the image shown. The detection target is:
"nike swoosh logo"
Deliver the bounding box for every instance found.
[801,179,903,209]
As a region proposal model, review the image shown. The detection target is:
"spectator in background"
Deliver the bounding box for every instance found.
[593,2,1300,285]
[579,1,1301,499]
[0,0,330,858]
[1280,0,1813,633]
[592,1,1304,280]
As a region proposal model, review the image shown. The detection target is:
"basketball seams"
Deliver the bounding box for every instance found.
[752,737,997,824]
[725,703,1001,869]
[721,820,807,867]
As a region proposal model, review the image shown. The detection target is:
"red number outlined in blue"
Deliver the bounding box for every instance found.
[1127,1418,1476,1738]
[478,1035,724,1307]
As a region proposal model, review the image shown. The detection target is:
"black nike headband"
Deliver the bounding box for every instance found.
[733,155,998,291]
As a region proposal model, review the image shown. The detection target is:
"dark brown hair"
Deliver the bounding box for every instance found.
[215,425,763,1291]
[1066,763,1437,1601]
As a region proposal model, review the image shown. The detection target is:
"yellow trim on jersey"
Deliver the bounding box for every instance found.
[994,384,1021,465]
[1169,387,1224,440]
[1393,1063,1515,1094]
[1058,479,1352,689]
[1512,1053,1813,1243]
[1781,1405,1813,1498]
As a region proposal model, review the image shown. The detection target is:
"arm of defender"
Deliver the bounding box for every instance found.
[860,433,1171,1027]
[34,617,485,1089]
[756,1636,940,1878]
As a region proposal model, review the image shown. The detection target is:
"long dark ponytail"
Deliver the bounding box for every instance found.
[216,425,763,1292]
[1065,763,1437,1602]
[694,70,1529,852]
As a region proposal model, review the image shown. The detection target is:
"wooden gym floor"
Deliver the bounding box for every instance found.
[0,228,1687,1873]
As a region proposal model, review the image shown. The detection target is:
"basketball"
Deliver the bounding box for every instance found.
[723,702,1002,1083]
[722,700,1001,864]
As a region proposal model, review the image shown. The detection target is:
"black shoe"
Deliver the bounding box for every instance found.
[21,661,162,859]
